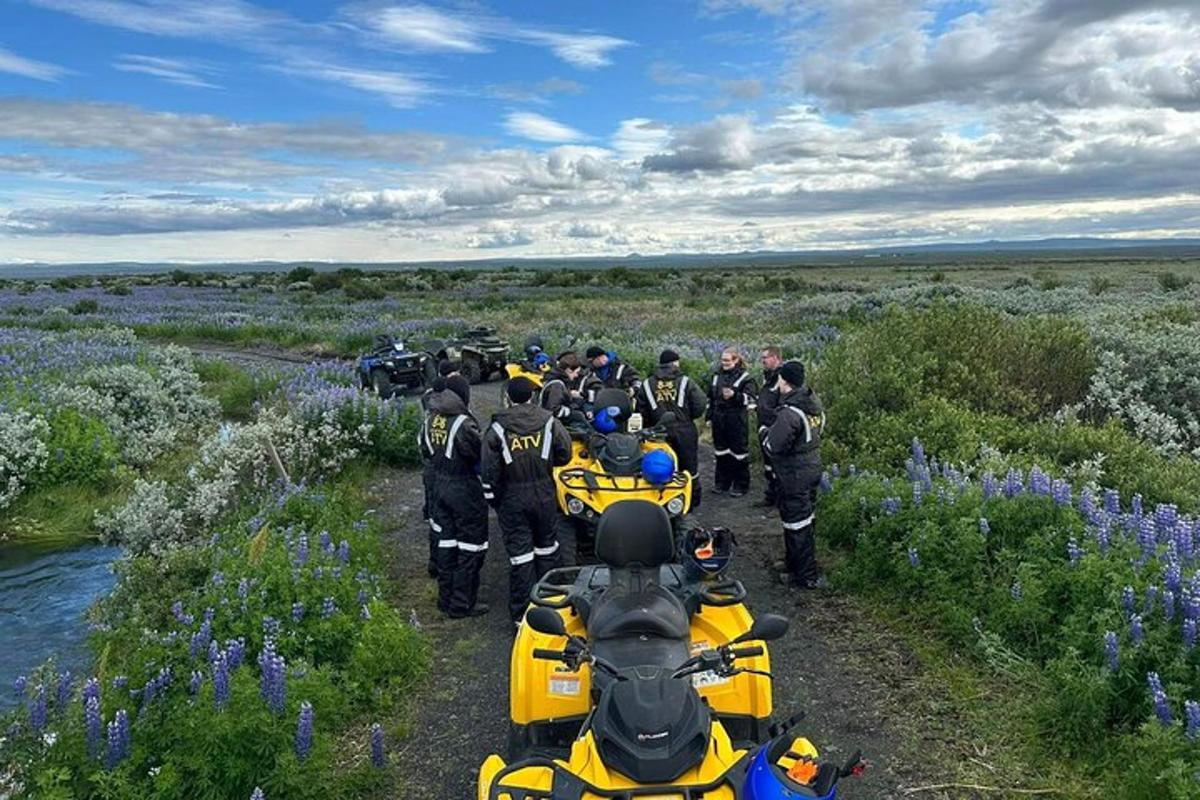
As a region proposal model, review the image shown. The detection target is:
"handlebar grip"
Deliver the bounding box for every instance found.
[533,648,565,661]
[731,646,764,659]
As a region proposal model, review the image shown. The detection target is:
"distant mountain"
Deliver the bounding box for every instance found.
[3,237,1200,278]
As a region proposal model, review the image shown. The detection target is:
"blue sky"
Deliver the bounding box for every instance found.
[2,0,1199,263]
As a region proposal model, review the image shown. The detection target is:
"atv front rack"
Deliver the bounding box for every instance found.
[488,753,751,800]
[558,468,689,495]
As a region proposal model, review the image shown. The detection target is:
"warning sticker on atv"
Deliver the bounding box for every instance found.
[549,675,581,696]
[689,641,729,689]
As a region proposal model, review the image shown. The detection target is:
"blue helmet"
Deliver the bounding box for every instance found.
[533,352,551,369]
[642,449,675,485]
[593,407,618,433]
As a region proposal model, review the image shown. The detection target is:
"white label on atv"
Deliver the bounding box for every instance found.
[689,641,730,689]
[549,675,581,696]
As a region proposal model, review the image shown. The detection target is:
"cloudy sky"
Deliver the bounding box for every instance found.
[1,0,1199,264]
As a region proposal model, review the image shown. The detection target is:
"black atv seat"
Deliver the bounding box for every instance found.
[594,501,674,568]
[588,583,690,641]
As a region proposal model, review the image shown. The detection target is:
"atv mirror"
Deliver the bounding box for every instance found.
[526,607,568,637]
[734,613,789,644]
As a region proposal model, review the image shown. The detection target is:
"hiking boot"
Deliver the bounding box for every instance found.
[729,488,747,498]
[798,576,828,591]
[447,603,490,619]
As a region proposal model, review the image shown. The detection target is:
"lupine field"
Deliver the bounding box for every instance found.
[2,257,1200,798]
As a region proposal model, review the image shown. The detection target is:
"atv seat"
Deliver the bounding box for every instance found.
[588,502,690,670]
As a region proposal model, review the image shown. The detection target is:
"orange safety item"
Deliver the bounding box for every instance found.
[786,757,819,786]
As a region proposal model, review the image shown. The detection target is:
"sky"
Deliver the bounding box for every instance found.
[1,0,1199,264]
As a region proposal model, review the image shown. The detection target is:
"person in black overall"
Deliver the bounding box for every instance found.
[764,361,826,589]
[707,347,758,497]
[540,351,589,423]
[419,360,464,578]
[639,349,708,510]
[756,345,784,507]
[420,376,489,617]
[482,377,573,624]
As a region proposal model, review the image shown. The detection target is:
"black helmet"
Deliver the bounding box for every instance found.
[523,334,545,359]
[682,526,735,580]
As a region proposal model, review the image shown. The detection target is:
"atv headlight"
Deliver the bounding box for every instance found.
[667,496,685,516]
[567,497,586,516]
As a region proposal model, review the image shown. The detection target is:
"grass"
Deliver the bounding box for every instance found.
[1,483,119,545]
[194,358,278,421]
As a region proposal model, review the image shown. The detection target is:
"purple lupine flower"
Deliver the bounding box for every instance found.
[226,638,245,670]
[295,701,314,761]
[213,653,230,710]
[1187,701,1200,741]
[981,472,998,500]
[260,654,286,714]
[105,709,130,769]
[1051,479,1072,508]
[251,789,265,800]
[1148,672,1172,726]
[321,597,337,618]
[1010,581,1022,600]
[360,604,372,620]
[357,588,369,606]
[29,684,46,732]
[1103,488,1121,515]
[292,602,305,623]
[337,540,351,564]
[263,616,281,639]
[1185,619,1197,650]
[189,670,204,697]
[912,482,924,506]
[1165,562,1183,596]
[409,609,422,630]
[907,547,920,567]
[1003,468,1023,498]
[111,675,127,690]
[1094,520,1110,555]
[979,517,990,536]
[1164,590,1176,621]
[171,600,193,626]
[1155,504,1179,536]
[190,618,213,660]
[83,676,100,709]
[1123,586,1136,618]
[295,535,309,567]
[1132,493,1144,519]
[1174,523,1194,562]
[911,438,926,467]
[371,723,385,768]
[85,696,102,757]
[56,671,72,709]
[1131,614,1145,645]
[1145,585,1160,615]
[1104,631,1119,671]
[353,519,367,532]
[238,578,251,601]
[319,530,333,553]
[1067,538,1082,564]
[13,675,27,696]
[1137,518,1157,561]
[1028,466,1050,496]
[819,472,832,493]
[313,566,324,580]
[1078,489,1100,525]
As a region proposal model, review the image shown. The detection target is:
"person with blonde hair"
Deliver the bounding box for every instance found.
[706,347,758,497]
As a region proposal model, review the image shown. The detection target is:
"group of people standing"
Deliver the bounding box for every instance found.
[417,341,826,627]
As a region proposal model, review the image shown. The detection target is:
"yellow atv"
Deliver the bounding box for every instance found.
[503,336,552,407]
[483,502,866,799]
[554,389,693,561]
[510,501,769,757]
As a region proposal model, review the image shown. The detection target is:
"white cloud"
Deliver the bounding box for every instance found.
[277,61,436,108]
[504,112,585,143]
[0,46,69,81]
[611,118,671,161]
[467,222,535,248]
[27,0,284,39]
[114,55,219,88]
[513,30,629,69]
[368,5,487,53]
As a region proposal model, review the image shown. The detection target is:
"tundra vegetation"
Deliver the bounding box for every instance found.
[1,256,1199,798]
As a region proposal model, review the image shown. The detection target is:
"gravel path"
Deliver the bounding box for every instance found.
[369,380,966,800]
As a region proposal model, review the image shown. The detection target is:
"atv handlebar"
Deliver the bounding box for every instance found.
[533,648,566,661]
[729,646,763,659]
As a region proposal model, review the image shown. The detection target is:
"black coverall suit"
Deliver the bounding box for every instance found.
[756,368,782,505]
[765,387,826,585]
[640,364,708,510]
[420,389,489,615]
[585,357,640,403]
[707,365,758,495]
[418,388,437,578]
[482,403,573,621]
[540,368,588,425]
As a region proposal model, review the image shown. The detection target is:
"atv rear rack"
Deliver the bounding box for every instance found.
[488,753,751,800]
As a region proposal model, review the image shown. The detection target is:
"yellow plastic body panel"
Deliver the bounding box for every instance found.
[481,727,748,799]
[505,363,547,386]
[554,439,693,518]
[510,607,591,725]
[511,599,771,725]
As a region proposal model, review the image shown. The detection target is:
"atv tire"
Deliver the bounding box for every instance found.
[507,722,532,761]
[459,357,483,384]
[370,369,394,399]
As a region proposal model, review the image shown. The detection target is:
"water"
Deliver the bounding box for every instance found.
[0,541,119,709]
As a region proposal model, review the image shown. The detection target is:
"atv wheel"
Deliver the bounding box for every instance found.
[370,369,394,399]
[459,357,483,384]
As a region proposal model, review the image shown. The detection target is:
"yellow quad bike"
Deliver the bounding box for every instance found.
[502,336,553,407]
[482,502,866,799]
[554,389,693,559]
[509,501,767,758]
